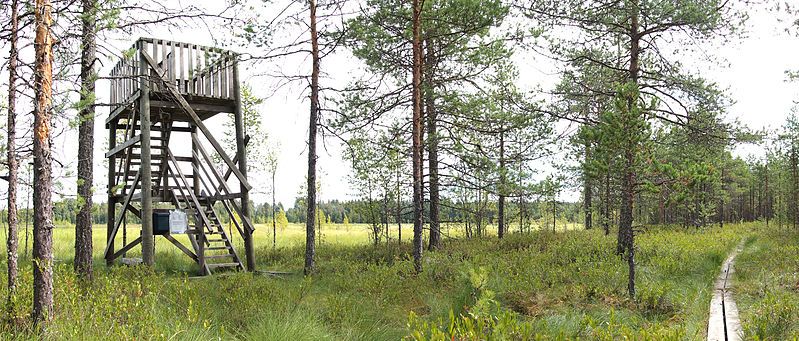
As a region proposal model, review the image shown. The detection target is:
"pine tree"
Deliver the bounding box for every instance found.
[33,0,56,325]
[74,0,97,280]
[5,0,20,320]
[525,0,747,297]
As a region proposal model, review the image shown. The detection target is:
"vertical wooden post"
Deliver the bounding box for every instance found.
[106,121,116,265]
[232,57,254,271]
[192,126,205,274]
[139,40,154,266]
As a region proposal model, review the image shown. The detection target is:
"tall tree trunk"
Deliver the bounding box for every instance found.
[620,1,640,298]
[657,186,664,225]
[621,150,636,298]
[25,167,30,256]
[498,130,506,238]
[411,0,424,273]
[233,63,254,272]
[765,162,770,226]
[425,38,440,250]
[552,194,556,232]
[74,0,96,279]
[778,162,783,228]
[368,188,379,246]
[792,145,798,228]
[272,167,276,250]
[5,0,19,318]
[604,169,611,236]
[583,115,592,230]
[584,176,592,230]
[518,158,524,234]
[33,0,55,324]
[317,201,322,247]
[304,0,319,275]
[476,183,483,237]
[396,166,402,245]
[383,193,389,246]
[719,167,725,228]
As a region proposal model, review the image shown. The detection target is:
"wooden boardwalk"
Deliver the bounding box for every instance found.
[707,242,744,341]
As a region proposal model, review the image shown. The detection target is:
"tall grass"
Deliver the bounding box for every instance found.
[0,222,751,339]
[735,226,799,340]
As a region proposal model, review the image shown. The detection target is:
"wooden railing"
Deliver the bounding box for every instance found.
[109,38,237,106]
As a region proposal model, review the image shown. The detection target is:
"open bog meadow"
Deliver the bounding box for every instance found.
[3,222,793,340]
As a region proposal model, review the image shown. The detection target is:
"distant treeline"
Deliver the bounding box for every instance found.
[0,197,584,227]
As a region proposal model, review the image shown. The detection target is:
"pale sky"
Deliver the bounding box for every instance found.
[41,2,799,208]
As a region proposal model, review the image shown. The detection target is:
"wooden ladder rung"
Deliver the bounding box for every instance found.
[206,246,230,251]
[206,262,240,268]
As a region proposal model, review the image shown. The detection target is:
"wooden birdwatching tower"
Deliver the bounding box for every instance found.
[105,38,255,275]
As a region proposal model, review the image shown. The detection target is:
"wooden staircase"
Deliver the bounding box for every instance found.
[167,166,245,274]
[107,113,246,274]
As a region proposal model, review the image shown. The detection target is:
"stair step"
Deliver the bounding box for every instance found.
[190,231,222,235]
[204,254,234,260]
[206,262,240,269]
[206,238,227,243]
[206,246,230,251]
[129,162,163,167]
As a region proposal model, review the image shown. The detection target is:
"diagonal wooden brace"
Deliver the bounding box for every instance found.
[140,50,252,191]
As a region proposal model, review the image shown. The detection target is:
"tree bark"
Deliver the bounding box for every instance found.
[383,193,389,246]
[792,144,798,228]
[621,150,636,298]
[720,168,725,228]
[6,0,19,318]
[552,194,556,233]
[368,187,379,246]
[305,0,319,275]
[583,120,592,230]
[272,167,276,250]
[518,158,524,234]
[621,0,640,298]
[396,166,402,245]
[765,162,770,226]
[233,61,254,272]
[425,38,440,250]
[138,41,153,266]
[74,0,96,279]
[411,0,424,273]
[33,0,55,324]
[497,129,506,238]
[604,170,610,235]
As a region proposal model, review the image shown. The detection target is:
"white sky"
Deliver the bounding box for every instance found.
[40,2,799,208]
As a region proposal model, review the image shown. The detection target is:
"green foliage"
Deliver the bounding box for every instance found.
[276,208,289,231]
[407,267,533,340]
[584,83,654,198]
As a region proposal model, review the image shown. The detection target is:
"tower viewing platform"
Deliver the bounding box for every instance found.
[104,38,255,275]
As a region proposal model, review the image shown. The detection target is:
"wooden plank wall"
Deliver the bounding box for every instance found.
[109,38,237,108]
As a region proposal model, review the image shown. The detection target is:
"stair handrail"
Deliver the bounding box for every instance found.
[140,49,252,191]
[191,133,255,235]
